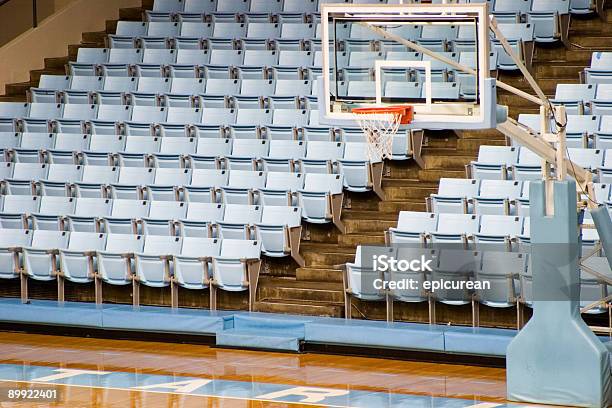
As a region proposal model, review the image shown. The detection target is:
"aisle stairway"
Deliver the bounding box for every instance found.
[1,1,611,327]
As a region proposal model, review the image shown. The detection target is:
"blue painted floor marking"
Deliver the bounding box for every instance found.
[0,363,536,407]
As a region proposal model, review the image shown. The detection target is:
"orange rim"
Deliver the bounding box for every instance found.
[351,105,413,124]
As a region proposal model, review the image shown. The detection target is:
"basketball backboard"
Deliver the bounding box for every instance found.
[318,2,498,130]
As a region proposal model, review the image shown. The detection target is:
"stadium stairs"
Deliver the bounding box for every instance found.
[1,0,612,329]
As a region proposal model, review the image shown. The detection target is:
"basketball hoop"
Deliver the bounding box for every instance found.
[352,105,413,161]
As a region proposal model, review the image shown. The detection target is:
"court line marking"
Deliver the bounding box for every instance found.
[0,379,358,408]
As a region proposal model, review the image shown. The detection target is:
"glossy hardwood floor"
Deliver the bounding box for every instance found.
[0,331,507,407]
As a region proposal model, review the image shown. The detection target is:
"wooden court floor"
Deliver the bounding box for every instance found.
[0,331,508,407]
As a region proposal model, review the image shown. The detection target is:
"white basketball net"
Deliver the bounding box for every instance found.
[353,112,401,161]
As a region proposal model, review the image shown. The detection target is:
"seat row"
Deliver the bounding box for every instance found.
[551,83,612,115]
[0,229,263,310]
[152,0,322,14]
[582,52,612,85]
[470,145,612,182]
[344,245,610,327]
[518,114,612,148]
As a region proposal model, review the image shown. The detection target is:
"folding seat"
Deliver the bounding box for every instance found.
[473,179,523,216]
[110,200,150,223]
[595,132,612,150]
[200,107,236,126]
[512,147,542,180]
[232,96,264,109]
[29,88,59,104]
[181,204,223,235]
[205,79,240,98]
[262,140,305,172]
[565,115,601,147]
[215,0,250,12]
[474,214,524,249]
[296,141,342,173]
[197,95,228,109]
[88,136,125,156]
[243,50,278,68]
[0,161,15,181]
[0,118,17,132]
[102,215,137,236]
[61,105,98,123]
[212,203,259,238]
[145,10,173,21]
[81,165,119,185]
[384,81,422,99]
[174,49,209,69]
[278,23,314,40]
[95,105,132,124]
[220,170,266,204]
[58,231,107,289]
[297,173,344,231]
[117,167,156,188]
[21,230,69,294]
[569,0,598,14]
[45,164,83,184]
[17,132,54,150]
[0,229,32,280]
[11,162,48,181]
[0,210,26,229]
[138,36,171,49]
[253,205,302,264]
[265,96,300,111]
[430,213,479,245]
[39,75,71,91]
[430,178,480,214]
[108,48,143,65]
[152,166,192,189]
[566,147,603,171]
[172,236,219,302]
[227,138,268,170]
[166,77,206,103]
[470,146,519,180]
[107,36,137,49]
[2,195,40,216]
[227,124,259,139]
[74,197,112,218]
[67,62,98,76]
[186,169,228,202]
[494,0,532,14]
[212,22,247,38]
[551,84,596,115]
[147,22,180,37]
[474,250,525,316]
[131,105,168,123]
[337,141,384,196]
[283,0,316,12]
[209,238,261,310]
[184,0,216,12]
[308,109,320,127]
[116,21,148,36]
[233,108,271,126]
[239,79,274,96]
[343,246,389,316]
[122,137,160,157]
[193,137,232,160]
[148,200,187,223]
[591,85,612,115]
[272,38,304,51]
[235,66,268,80]
[429,82,460,100]
[273,109,309,127]
[258,172,303,206]
[429,249,476,318]
[248,23,281,39]
[263,125,297,140]
[193,124,224,139]
[97,233,143,290]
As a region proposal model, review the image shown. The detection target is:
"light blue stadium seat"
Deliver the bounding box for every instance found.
[3,195,40,213]
[570,0,598,14]
[23,230,69,286]
[255,205,302,260]
[297,173,344,230]
[474,179,523,215]
[512,147,542,180]
[98,233,144,286]
[134,235,181,295]
[431,178,480,214]
[475,251,525,313]
[184,0,216,13]
[180,203,223,233]
[471,146,519,180]
[210,238,261,310]
[0,229,31,280]
[262,140,305,172]
[220,170,266,204]
[147,22,180,37]
[172,237,218,304]
[247,22,280,38]
[384,81,421,99]
[431,249,477,310]
[59,231,106,285]
[257,172,303,206]
[430,213,479,244]
[74,197,112,218]
[474,214,524,249]
[528,0,571,44]
[337,141,382,193]
[298,141,343,173]
[283,0,316,12]
[344,246,390,313]
[551,84,596,115]
[216,203,261,239]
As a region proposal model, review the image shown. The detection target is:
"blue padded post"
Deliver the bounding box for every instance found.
[592,205,612,269]
[507,180,612,407]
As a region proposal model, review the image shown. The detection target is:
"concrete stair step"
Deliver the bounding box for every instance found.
[296,267,344,283]
[255,299,344,317]
[44,56,68,70]
[422,153,475,170]
[338,233,386,247]
[383,185,438,200]
[119,7,145,21]
[535,63,585,78]
[570,36,612,48]
[344,218,397,233]
[106,20,119,34]
[259,277,343,303]
[418,169,465,182]
[0,95,27,102]
[457,137,507,153]
[379,199,426,213]
[81,31,107,44]
[302,223,341,244]
[300,244,355,267]
[533,48,594,63]
[342,210,400,221]
[5,81,34,97]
